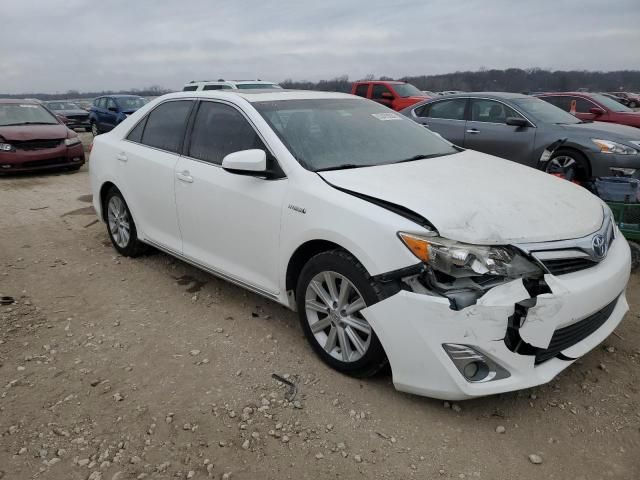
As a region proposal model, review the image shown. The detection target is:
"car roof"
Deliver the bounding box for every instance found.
[161,89,356,103]
[435,92,530,100]
[355,80,405,84]
[536,92,598,97]
[0,98,42,105]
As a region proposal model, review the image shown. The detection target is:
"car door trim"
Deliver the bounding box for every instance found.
[143,238,280,300]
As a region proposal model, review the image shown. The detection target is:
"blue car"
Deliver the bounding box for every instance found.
[89,95,146,135]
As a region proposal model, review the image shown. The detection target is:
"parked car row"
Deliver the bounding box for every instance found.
[89,88,631,400]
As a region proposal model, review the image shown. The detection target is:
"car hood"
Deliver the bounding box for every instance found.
[0,124,67,141]
[560,120,640,139]
[318,150,604,245]
[56,109,89,116]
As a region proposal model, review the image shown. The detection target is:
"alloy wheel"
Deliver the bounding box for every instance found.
[107,196,131,248]
[91,123,99,136]
[304,271,372,363]
[545,155,577,179]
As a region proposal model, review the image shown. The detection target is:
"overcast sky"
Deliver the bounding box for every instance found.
[2,0,639,93]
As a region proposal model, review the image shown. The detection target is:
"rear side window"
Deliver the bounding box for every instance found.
[126,118,146,143]
[203,84,232,90]
[354,84,369,97]
[188,101,265,165]
[423,99,467,120]
[140,100,193,153]
[540,96,571,111]
[183,85,198,91]
[97,98,107,109]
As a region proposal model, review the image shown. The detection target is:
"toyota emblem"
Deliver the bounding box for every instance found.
[592,234,607,259]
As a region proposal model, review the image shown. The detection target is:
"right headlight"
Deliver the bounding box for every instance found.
[398,233,541,278]
[591,139,638,155]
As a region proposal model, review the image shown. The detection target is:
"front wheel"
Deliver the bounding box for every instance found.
[296,250,388,378]
[630,241,640,272]
[629,101,637,108]
[544,149,589,182]
[91,122,99,136]
[104,187,147,257]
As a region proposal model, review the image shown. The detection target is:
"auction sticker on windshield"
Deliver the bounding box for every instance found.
[372,112,402,121]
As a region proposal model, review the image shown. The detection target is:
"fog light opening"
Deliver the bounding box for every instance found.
[442,343,509,383]
[462,361,490,381]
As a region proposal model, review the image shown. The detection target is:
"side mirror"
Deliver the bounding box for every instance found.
[506,117,529,127]
[381,92,394,99]
[56,114,69,124]
[590,107,605,116]
[222,149,267,175]
[108,106,118,113]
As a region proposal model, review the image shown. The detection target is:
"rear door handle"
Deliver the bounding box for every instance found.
[116,152,128,162]
[176,171,194,183]
[466,128,480,134]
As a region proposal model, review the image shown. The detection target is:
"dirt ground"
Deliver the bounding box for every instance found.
[1,135,639,480]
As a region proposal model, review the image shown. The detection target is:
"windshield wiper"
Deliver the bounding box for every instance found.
[2,122,57,126]
[315,164,362,172]
[393,152,454,164]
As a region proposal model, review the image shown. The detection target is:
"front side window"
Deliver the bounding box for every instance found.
[470,99,521,123]
[188,101,266,165]
[140,100,193,153]
[203,85,226,91]
[97,98,107,109]
[106,98,118,111]
[425,99,467,120]
[0,103,59,126]
[354,84,369,97]
[183,85,198,91]
[391,83,423,98]
[512,97,580,124]
[255,98,457,172]
[372,84,393,100]
[571,97,597,113]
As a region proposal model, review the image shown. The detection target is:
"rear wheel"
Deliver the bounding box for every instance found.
[545,149,590,182]
[91,122,99,136]
[104,187,147,257]
[629,101,638,108]
[296,250,387,377]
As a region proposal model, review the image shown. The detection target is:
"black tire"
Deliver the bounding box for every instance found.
[85,127,92,132]
[67,165,82,172]
[296,250,388,378]
[546,148,590,182]
[103,187,147,257]
[630,241,640,272]
[629,101,637,109]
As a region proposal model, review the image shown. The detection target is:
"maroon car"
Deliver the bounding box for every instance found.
[536,92,640,129]
[0,99,85,174]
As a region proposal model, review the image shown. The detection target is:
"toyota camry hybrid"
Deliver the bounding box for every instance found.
[90,90,631,400]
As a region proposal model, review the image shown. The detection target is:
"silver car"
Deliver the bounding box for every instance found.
[401,92,640,180]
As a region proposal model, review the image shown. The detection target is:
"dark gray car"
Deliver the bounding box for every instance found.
[44,101,91,131]
[400,92,640,180]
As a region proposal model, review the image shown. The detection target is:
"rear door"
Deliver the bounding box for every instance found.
[116,99,194,252]
[464,98,536,164]
[174,100,287,294]
[412,98,468,146]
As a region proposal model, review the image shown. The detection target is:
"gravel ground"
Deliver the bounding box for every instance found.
[1,136,639,479]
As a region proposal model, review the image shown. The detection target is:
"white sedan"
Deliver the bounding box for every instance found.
[90,89,631,400]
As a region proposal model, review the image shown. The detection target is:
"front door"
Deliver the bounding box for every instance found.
[174,100,287,295]
[464,98,536,164]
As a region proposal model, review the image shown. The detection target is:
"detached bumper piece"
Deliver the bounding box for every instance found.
[534,295,619,364]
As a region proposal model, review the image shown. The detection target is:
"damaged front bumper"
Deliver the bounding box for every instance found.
[362,234,631,400]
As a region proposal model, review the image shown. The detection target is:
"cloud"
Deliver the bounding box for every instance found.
[1,0,638,93]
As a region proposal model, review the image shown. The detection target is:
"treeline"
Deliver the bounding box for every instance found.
[281,69,640,93]
[0,85,172,101]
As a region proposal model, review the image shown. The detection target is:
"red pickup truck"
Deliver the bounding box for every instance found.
[351,81,430,111]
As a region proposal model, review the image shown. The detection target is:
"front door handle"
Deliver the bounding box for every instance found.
[176,171,194,183]
[466,128,480,134]
[116,152,128,162]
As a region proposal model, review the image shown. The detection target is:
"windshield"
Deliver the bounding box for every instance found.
[237,83,282,90]
[590,93,633,113]
[254,98,458,171]
[513,97,581,124]
[46,102,81,110]
[117,97,146,110]
[0,103,59,126]
[392,83,424,98]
